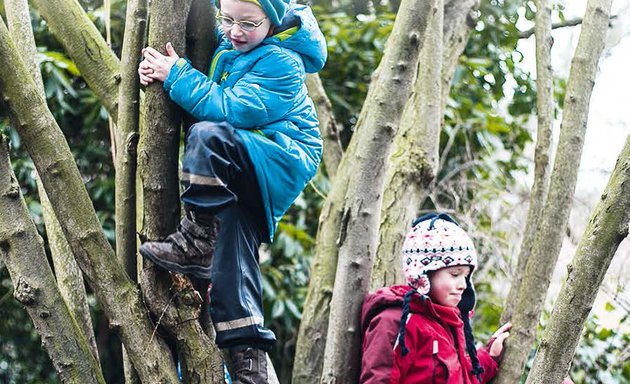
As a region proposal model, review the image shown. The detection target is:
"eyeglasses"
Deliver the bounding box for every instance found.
[216,11,268,32]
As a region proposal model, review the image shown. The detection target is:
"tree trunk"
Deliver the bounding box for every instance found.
[5,0,101,365]
[0,135,106,384]
[116,1,148,381]
[500,0,554,325]
[0,19,181,383]
[306,73,343,179]
[29,0,121,121]
[494,0,613,382]
[137,1,226,381]
[525,135,630,383]
[371,0,444,290]
[293,2,475,382]
[319,1,434,382]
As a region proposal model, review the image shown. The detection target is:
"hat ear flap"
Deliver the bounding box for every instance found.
[457,277,476,313]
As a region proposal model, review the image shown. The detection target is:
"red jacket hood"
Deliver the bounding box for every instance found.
[361,285,464,335]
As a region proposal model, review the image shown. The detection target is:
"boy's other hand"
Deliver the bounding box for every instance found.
[488,322,512,361]
[139,42,180,85]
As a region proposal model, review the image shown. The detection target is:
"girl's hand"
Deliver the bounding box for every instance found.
[487,322,512,361]
[562,377,575,384]
[139,42,180,84]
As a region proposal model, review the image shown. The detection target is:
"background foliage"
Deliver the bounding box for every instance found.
[0,0,627,383]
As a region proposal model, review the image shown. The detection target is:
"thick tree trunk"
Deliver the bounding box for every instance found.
[371,0,444,290]
[0,135,105,384]
[525,134,630,383]
[29,0,121,121]
[5,0,100,365]
[494,0,613,382]
[306,73,343,179]
[501,0,554,324]
[0,19,180,383]
[318,1,434,382]
[137,1,226,381]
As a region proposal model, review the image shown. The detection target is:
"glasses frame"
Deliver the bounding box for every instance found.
[216,11,268,32]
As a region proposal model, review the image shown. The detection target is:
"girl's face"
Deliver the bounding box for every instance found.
[428,265,471,307]
[219,0,272,53]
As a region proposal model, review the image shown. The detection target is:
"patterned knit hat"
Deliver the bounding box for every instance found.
[401,212,477,296]
[397,213,484,380]
[214,0,292,26]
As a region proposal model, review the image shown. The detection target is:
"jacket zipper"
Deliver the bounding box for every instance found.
[209,49,231,81]
[432,340,438,384]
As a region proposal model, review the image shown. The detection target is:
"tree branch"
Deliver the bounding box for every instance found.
[494,0,614,382]
[519,14,618,39]
[0,135,106,384]
[0,17,181,383]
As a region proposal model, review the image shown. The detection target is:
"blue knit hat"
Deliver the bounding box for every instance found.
[214,0,292,26]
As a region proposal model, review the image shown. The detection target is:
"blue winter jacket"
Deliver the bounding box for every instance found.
[163,5,327,241]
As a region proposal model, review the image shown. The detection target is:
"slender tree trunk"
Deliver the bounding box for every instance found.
[116,1,148,382]
[0,19,180,383]
[371,0,444,290]
[5,0,100,365]
[29,0,121,121]
[294,2,477,382]
[0,135,105,384]
[494,0,613,382]
[525,134,630,383]
[307,73,343,179]
[319,1,434,382]
[501,0,554,324]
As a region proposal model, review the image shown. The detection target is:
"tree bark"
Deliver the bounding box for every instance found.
[494,0,613,382]
[306,73,343,179]
[137,1,226,381]
[29,0,121,122]
[115,0,148,382]
[371,0,444,290]
[294,2,476,382]
[0,135,106,384]
[319,1,434,382]
[525,135,630,383]
[501,0,554,325]
[0,19,181,383]
[5,0,100,365]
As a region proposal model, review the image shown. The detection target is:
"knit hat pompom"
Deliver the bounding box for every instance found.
[401,212,477,294]
[214,0,292,26]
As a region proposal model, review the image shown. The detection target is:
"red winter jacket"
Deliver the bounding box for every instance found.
[360,285,498,384]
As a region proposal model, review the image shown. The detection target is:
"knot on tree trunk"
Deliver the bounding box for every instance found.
[14,276,37,305]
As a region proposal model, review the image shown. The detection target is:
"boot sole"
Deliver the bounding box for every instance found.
[139,246,212,279]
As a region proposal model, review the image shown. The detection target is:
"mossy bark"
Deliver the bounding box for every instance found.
[5,0,100,365]
[0,18,180,383]
[318,0,434,382]
[501,0,554,324]
[307,73,343,179]
[371,0,444,290]
[0,135,105,384]
[30,0,121,121]
[525,135,630,383]
[494,0,613,382]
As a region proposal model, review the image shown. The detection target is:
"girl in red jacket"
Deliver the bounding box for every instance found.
[360,212,511,383]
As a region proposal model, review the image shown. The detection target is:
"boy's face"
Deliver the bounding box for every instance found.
[220,0,272,53]
[428,265,471,307]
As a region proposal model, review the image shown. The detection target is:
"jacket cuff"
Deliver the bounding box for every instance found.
[476,347,499,383]
[163,57,190,91]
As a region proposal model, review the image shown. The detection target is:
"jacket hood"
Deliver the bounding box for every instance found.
[263,4,327,73]
[362,285,463,333]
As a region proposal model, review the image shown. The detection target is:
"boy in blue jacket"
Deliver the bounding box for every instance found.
[137,0,326,381]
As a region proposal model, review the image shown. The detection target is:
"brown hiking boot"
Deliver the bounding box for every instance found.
[227,347,268,384]
[139,212,218,279]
